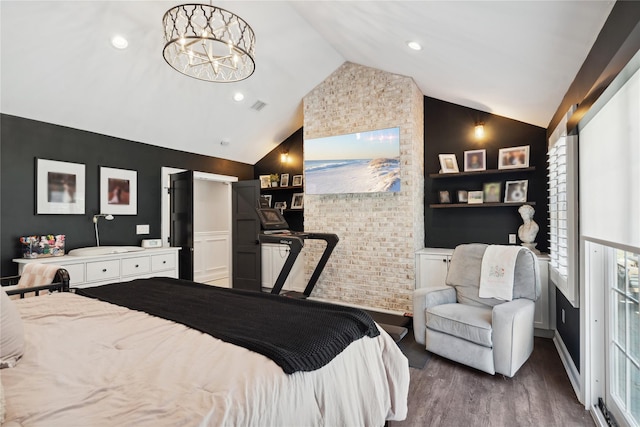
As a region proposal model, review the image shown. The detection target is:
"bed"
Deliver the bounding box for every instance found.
[0,276,409,426]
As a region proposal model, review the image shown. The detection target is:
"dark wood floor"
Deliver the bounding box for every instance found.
[391,337,594,427]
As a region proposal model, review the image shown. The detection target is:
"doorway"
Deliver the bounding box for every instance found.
[161,167,237,287]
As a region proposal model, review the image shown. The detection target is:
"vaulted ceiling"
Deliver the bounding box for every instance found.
[0,1,615,164]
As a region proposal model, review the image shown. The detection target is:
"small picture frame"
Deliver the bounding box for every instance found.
[280,173,290,187]
[35,158,86,214]
[292,175,303,186]
[260,194,272,207]
[498,146,530,169]
[504,180,528,203]
[100,167,137,215]
[439,191,451,204]
[483,182,501,203]
[259,175,271,189]
[274,201,286,212]
[464,149,486,172]
[468,190,484,204]
[438,154,459,173]
[457,190,468,203]
[291,193,304,209]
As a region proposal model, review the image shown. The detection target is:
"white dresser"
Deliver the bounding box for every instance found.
[13,247,180,289]
[415,247,554,334]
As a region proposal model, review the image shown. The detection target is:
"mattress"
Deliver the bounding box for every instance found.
[1,292,409,426]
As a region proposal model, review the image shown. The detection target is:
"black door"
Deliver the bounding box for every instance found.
[170,170,194,281]
[231,180,261,291]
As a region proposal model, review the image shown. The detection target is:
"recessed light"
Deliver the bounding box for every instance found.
[233,92,245,102]
[111,35,129,49]
[407,41,422,51]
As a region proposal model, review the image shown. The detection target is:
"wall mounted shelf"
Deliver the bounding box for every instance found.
[261,186,304,192]
[430,201,536,209]
[429,167,535,179]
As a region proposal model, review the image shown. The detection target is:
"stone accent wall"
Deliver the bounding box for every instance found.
[303,62,424,313]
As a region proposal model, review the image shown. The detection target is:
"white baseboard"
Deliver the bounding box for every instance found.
[307,297,406,317]
[553,331,582,402]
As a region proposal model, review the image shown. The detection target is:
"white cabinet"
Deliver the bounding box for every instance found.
[261,243,304,293]
[14,247,180,288]
[415,248,554,333]
[415,248,453,289]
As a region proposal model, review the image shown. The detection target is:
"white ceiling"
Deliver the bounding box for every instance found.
[0,1,615,164]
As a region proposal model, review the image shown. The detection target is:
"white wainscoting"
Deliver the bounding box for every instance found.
[194,231,230,286]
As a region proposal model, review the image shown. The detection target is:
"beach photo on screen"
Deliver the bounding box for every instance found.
[304,127,400,195]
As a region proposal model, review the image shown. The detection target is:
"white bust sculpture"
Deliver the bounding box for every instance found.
[517,204,540,253]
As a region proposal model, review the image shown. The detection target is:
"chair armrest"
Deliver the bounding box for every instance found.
[412,287,456,345]
[492,299,535,377]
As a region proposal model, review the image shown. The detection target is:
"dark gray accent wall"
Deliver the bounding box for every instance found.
[0,114,254,275]
[424,97,548,251]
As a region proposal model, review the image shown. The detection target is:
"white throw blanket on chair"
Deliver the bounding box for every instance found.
[479,245,523,301]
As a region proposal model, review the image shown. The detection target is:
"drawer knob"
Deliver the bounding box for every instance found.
[135,264,139,268]
[163,261,167,264]
[102,268,107,272]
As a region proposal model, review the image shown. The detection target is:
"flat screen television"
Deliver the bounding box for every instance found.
[304,127,400,195]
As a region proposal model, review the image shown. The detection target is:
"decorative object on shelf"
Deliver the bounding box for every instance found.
[20,235,65,258]
[498,145,530,169]
[292,175,303,186]
[92,214,114,246]
[438,154,459,173]
[457,190,468,203]
[274,201,287,213]
[280,173,290,187]
[36,158,85,215]
[100,167,137,215]
[504,180,528,203]
[438,191,451,203]
[464,149,486,171]
[269,173,279,187]
[259,175,271,189]
[260,195,272,207]
[517,204,540,254]
[483,182,501,203]
[291,193,304,209]
[474,122,485,139]
[468,191,484,204]
[162,3,255,83]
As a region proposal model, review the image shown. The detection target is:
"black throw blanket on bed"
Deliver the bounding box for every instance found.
[76,277,379,374]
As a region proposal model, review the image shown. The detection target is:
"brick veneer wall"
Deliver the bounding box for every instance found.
[302,62,424,313]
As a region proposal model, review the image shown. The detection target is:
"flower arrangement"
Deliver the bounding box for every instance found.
[20,234,65,258]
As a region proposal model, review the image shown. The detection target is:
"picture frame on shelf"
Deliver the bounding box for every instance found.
[260,195,272,207]
[291,193,304,209]
[498,145,530,169]
[483,182,501,203]
[504,180,528,203]
[438,154,459,173]
[292,175,303,186]
[274,201,287,212]
[439,191,451,203]
[259,175,271,189]
[468,191,484,204]
[464,149,486,172]
[35,158,86,214]
[100,166,137,215]
[280,173,290,187]
[457,190,468,203]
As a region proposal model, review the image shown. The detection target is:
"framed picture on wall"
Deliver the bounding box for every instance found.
[292,175,303,186]
[438,154,459,173]
[260,195,272,207]
[100,167,137,215]
[468,190,484,204]
[504,180,528,202]
[280,173,290,187]
[36,158,86,214]
[439,191,451,203]
[457,190,468,203]
[291,193,304,209]
[483,182,501,203]
[464,149,486,171]
[259,175,271,189]
[498,145,530,169]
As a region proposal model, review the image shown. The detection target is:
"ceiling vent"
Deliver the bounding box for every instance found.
[251,100,267,111]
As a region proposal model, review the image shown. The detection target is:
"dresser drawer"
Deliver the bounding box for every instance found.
[121,256,151,277]
[86,260,120,282]
[152,253,176,272]
[62,263,86,285]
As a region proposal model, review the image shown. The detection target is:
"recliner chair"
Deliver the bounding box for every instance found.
[413,243,540,377]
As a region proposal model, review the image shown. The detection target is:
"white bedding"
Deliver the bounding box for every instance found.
[2,293,409,426]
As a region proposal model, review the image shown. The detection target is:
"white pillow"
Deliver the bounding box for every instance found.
[0,290,24,368]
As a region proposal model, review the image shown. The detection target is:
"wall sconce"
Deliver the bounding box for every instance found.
[280,150,289,163]
[474,122,485,139]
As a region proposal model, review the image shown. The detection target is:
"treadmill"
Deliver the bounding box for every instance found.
[256,207,338,298]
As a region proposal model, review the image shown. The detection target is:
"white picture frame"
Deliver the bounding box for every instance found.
[259,175,271,189]
[504,180,528,203]
[498,145,530,169]
[36,158,86,214]
[464,149,486,171]
[291,193,304,209]
[100,167,137,215]
[292,175,303,187]
[483,182,501,203]
[280,173,290,187]
[467,190,484,204]
[438,154,459,173]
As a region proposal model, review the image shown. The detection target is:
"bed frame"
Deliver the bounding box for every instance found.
[0,268,70,298]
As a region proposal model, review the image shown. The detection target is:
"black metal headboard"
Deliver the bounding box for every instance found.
[1,268,70,298]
